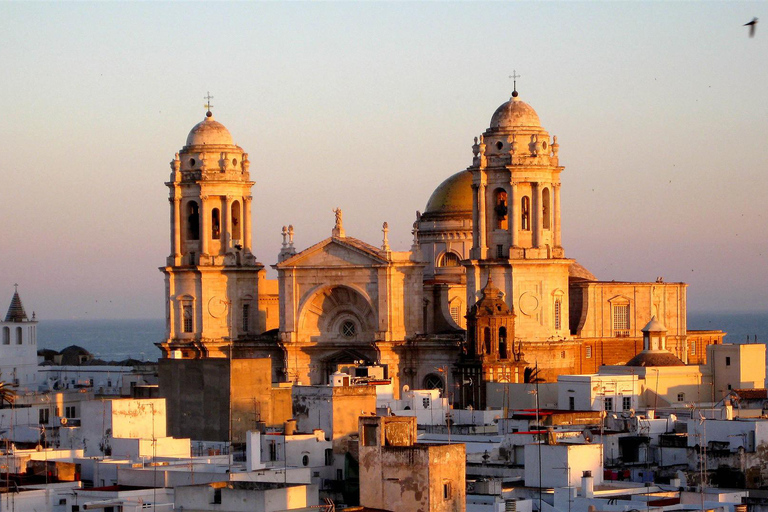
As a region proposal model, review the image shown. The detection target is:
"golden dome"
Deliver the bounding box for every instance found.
[489,96,541,130]
[424,170,472,215]
[186,113,235,146]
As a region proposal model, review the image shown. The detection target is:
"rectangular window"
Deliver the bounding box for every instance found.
[183,305,193,333]
[363,424,378,446]
[612,304,630,337]
[569,397,575,410]
[496,245,504,258]
[622,397,631,411]
[726,357,731,366]
[423,397,431,409]
[690,341,696,355]
[269,441,277,461]
[443,482,452,500]
[39,408,49,425]
[586,346,592,359]
[450,306,460,324]
[65,406,76,419]
[325,448,333,466]
[677,393,685,402]
[554,299,562,330]
[603,397,613,412]
[242,303,250,332]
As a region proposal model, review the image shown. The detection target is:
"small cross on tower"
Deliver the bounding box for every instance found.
[204,92,214,117]
[508,70,520,97]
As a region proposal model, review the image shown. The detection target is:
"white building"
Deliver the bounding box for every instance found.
[523,442,603,489]
[558,374,639,413]
[174,482,319,512]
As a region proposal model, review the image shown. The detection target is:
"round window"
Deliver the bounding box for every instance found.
[542,141,548,150]
[496,141,504,150]
[189,158,196,167]
[341,320,356,339]
[232,158,238,166]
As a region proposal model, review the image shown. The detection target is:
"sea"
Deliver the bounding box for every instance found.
[36,312,768,364]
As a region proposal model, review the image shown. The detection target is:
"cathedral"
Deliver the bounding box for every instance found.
[157,89,723,409]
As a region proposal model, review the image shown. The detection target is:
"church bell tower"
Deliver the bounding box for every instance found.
[465,84,572,342]
[158,102,262,358]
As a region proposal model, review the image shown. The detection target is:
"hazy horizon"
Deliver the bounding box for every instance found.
[2,2,766,319]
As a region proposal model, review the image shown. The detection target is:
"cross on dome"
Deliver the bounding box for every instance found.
[204,91,214,117]
[508,70,520,98]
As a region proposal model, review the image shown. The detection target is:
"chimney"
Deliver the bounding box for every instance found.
[581,470,594,499]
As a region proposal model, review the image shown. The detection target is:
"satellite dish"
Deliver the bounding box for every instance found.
[60,417,68,426]
[402,385,410,393]
[582,428,593,443]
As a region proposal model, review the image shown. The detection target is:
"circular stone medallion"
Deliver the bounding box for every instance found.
[518,292,540,316]
[208,296,229,318]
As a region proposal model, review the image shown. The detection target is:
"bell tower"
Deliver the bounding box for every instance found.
[465,87,572,342]
[159,104,262,358]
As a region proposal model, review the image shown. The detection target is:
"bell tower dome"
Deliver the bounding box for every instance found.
[159,104,263,359]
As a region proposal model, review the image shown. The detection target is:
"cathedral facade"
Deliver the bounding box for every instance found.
[157,93,723,409]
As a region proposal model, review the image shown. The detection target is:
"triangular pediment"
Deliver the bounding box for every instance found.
[277,237,387,268]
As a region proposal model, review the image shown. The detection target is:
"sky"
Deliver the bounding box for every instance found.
[1,2,766,320]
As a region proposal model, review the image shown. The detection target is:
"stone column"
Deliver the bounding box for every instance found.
[244,195,253,251]
[553,183,562,248]
[170,197,181,257]
[509,182,519,247]
[533,183,543,248]
[225,195,233,249]
[200,195,209,257]
[471,185,479,253]
[478,183,487,257]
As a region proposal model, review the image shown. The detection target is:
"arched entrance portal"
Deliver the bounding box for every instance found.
[295,285,378,385]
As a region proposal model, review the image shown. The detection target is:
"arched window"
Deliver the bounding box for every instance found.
[521,196,530,231]
[494,189,508,230]
[16,327,23,344]
[231,201,241,242]
[423,374,444,392]
[186,202,200,241]
[438,252,461,267]
[499,326,507,359]
[211,208,221,240]
[483,327,492,354]
[542,187,551,230]
[2,327,9,345]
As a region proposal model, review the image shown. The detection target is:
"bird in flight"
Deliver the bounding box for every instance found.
[745,17,758,38]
